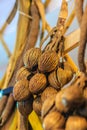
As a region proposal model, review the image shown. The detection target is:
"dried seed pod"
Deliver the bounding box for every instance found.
[18,95,34,118]
[83,87,87,100]
[64,61,75,73]
[41,86,57,103]
[16,67,31,81]
[29,73,47,94]
[55,84,83,113]
[41,96,56,119]
[57,68,73,87]
[33,96,42,116]
[23,48,42,70]
[13,79,31,101]
[48,70,61,90]
[65,116,87,130]
[43,111,65,130]
[38,51,59,72]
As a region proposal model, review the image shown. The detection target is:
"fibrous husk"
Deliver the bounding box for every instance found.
[29,73,47,94]
[23,48,42,70]
[38,51,59,73]
[13,79,31,101]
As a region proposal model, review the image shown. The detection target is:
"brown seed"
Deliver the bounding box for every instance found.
[41,96,56,119]
[48,70,61,90]
[13,79,31,101]
[57,68,73,87]
[16,67,31,81]
[29,73,47,94]
[41,86,57,103]
[18,95,34,118]
[33,96,42,116]
[43,111,65,130]
[55,85,83,113]
[23,48,42,70]
[38,51,59,72]
[65,116,87,130]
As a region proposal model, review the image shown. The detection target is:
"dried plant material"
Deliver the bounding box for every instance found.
[38,51,59,72]
[29,73,47,94]
[15,67,31,81]
[65,116,87,130]
[33,96,42,116]
[0,96,8,116]
[57,68,73,87]
[13,79,31,101]
[78,103,87,117]
[48,70,61,90]
[75,0,84,25]
[0,94,15,126]
[23,48,42,70]
[78,6,87,73]
[18,95,34,118]
[44,0,51,9]
[43,111,65,130]
[41,86,57,103]
[55,83,83,113]
[41,96,56,119]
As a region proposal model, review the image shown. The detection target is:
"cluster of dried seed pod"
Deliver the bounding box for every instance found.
[42,72,87,130]
[12,47,76,129]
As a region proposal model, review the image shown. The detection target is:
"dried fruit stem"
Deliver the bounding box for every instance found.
[75,0,84,25]
[78,6,87,72]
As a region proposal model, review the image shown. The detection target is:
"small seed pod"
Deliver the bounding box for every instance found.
[65,116,87,130]
[15,67,31,81]
[41,86,57,103]
[41,96,56,119]
[57,68,73,87]
[23,48,42,70]
[33,96,42,116]
[13,79,31,101]
[48,70,61,90]
[43,111,65,130]
[55,85,83,113]
[18,95,34,118]
[38,51,59,73]
[48,67,73,89]
[29,73,47,94]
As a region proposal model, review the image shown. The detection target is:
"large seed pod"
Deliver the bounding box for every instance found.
[38,51,59,72]
[18,95,34,118]
[55,85,83,113]
[43,111,65,130]
[41,96,56,119]
[33,96,42,116]
[23,48,42,70]
[29,73,47,94]
[41,86,57,103]
[65,116,87,130]
[13,79,31,101]
[15,67,31,81]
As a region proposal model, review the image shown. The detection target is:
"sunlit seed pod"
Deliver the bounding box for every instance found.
[23,48,42,70]
[65,116,87,130]
[33,96,42,116]
[43,111,65,130]
[41,96,56,119]
[13,79,31,101]
[41,86,57,103]
[29,73,47,94]
[18,95,34,118]
[15,67,32,82]
[38,51,59,73]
